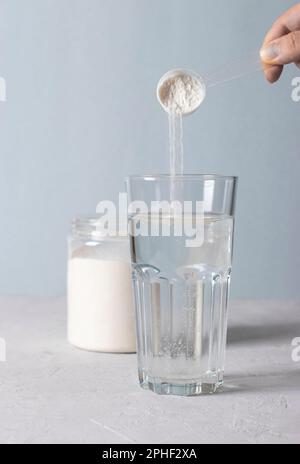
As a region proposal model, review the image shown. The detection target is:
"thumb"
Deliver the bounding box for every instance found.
[260,31,300,65]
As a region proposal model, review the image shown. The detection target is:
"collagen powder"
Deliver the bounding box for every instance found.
[67,221,136,354]
[68,257,136,353]
[157,71,205,116]
[157,70,205,181]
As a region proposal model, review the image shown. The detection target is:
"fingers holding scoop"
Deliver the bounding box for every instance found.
[260,3,300,83]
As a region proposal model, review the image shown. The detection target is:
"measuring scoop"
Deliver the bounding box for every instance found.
[157,52,263,115]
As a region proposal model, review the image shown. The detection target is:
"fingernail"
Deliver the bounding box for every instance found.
[260,43,280,63]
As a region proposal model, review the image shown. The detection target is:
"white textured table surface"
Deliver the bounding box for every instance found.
[0,297,299,444]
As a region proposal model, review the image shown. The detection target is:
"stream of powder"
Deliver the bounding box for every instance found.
[169,111,184,178]
[169,111,183,203]
[158,72,204,201]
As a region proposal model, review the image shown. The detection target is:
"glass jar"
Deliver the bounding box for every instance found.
[67,216,136,353]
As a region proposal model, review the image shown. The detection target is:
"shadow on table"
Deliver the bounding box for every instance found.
[227,322,300,345]
[222,369,300,395]
[224,321,300,394]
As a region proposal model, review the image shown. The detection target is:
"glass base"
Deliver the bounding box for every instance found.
[139,375,223,396]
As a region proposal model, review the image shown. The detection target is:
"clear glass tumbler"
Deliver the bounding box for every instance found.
[126,175,238,396]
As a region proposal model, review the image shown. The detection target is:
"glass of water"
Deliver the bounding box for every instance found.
[126,175,238,396]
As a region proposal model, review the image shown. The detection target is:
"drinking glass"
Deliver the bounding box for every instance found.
[126,175,238,396]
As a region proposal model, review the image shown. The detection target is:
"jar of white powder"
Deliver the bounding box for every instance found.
[67,216,136,353]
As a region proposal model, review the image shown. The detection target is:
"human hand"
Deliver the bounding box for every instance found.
[260,3,300,83]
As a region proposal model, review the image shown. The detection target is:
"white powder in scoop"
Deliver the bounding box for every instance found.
[158,72,205,116]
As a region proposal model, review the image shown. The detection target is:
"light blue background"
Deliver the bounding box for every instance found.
[0,0,299,298]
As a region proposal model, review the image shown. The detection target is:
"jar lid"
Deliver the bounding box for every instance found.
[72,215,128,241]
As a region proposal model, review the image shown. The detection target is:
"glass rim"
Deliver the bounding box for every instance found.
[126,174,238,182]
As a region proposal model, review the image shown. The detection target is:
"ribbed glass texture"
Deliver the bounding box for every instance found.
[127,175,237,396]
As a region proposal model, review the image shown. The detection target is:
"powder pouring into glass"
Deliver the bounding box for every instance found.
[157,70,206,179]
